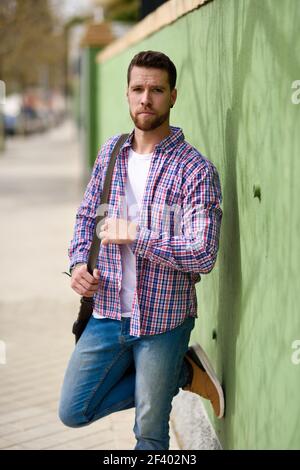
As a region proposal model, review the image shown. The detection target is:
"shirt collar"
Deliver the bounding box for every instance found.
[122,126,185,157]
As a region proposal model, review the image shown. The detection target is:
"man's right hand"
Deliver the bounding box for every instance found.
[70,264,100,297]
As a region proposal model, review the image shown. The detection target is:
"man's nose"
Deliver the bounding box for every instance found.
[141,90,151,106]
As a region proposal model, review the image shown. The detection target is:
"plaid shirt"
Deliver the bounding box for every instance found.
[69,126,222,337]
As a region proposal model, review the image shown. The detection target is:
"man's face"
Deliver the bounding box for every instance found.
[127,66,177,131]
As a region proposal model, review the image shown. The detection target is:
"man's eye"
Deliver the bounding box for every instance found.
[154,89,163,92]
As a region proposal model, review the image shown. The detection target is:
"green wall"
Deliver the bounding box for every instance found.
[81,47,100,170]
[95,0,300,449]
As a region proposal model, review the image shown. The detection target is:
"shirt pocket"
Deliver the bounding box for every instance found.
[150,174,182,234]
[152,172,182,205]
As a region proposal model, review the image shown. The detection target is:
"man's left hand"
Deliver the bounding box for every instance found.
[99,218,138,246]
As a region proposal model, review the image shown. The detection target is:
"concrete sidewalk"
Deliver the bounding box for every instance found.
[0,121,179,450]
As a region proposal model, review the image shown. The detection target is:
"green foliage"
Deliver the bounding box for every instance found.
[103,0,139,22]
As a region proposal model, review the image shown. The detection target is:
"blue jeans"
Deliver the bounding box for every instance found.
[59,315,195,450]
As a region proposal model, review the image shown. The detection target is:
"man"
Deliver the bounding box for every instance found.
[59,51,224,450]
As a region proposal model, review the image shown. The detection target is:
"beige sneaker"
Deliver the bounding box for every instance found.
[183,344,225,419]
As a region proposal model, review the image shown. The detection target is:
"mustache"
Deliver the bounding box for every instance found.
[137,110,155,114]
[137,106,154,112]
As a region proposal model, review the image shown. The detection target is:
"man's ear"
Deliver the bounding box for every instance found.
[171,88,177,108]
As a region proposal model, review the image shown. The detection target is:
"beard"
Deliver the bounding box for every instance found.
[130,108,170,131]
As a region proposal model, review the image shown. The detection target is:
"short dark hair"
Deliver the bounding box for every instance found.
[127,50,177,90]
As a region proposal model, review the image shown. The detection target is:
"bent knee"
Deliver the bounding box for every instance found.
[58,404,88,428]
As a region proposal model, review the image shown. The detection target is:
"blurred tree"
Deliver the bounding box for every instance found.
[95,0,139,22]
[0,0,67,94]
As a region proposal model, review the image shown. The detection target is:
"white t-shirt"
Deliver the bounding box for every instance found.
[93,148,152,320]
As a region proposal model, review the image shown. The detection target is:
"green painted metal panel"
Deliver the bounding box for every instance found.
[87,47,101,169]
[80,47,101,171]
[95,0,300,449]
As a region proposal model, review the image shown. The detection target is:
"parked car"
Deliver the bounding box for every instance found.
[3,94,22,136]
[3,91,66,136]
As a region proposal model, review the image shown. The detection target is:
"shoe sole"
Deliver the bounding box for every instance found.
[188,343,225,419]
